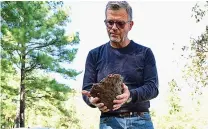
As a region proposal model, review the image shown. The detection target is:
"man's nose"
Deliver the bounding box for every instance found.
[111,23,118,30]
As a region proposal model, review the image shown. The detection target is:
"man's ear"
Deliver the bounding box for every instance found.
[129,21,134,31]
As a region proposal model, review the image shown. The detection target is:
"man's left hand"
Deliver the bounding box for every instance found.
[113,83,130,111]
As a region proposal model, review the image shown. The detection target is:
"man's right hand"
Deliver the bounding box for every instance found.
[82,90,109,112]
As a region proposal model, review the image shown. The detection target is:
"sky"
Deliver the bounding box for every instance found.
[52,1,208,113]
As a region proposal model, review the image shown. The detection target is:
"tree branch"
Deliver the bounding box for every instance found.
[26,41,45,48]
[26,40,57,55]
[25,62,38,73]
[27,95,52,100]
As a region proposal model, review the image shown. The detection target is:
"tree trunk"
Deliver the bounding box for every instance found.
[20,54,26,127]
[15,57,26,127]
[20,83,25,127]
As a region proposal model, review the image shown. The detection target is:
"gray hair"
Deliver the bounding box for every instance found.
[105,1,132,21]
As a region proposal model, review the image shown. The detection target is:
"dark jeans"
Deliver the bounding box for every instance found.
[100,112,154,129]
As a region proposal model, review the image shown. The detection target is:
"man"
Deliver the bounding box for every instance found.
[82,1,159,129]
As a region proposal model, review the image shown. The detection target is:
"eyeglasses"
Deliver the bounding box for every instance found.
[104,20,131,29]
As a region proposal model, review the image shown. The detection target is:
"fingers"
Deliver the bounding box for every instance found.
[122,83,129,93]
[97,104,109,112]
[94,102,109,112]
[113,100,125,111]
[82,90,91,97]
[113,99,124,104]
[116,93,128,100]
[112,98,125,111]
[114,84,129,104]
[89,97,110,112]
[112,102,125,111]
[112,83,130,110]
[108,74,113,77]
[82,90,110,112]
[102,107,110,112]
[113,104,121,111]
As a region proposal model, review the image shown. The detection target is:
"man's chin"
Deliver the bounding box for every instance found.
[110,38,120,43]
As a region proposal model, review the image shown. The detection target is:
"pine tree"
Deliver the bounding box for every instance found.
[1,1,80,127]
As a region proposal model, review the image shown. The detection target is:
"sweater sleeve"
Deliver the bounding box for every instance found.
[130,48,159,103]
[82,51,97,108]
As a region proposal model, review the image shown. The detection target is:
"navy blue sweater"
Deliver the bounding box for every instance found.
[82,40,159,115]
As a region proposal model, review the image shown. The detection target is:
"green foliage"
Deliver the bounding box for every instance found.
[24,75,81,128]
[182,2,208,96]
[152,3,208,129]
[1,1,80,128]
[191,2,208,23]
[1,55,19,129]
[152,79,208,129]
[1,1,80,75]
[168,79,182,115]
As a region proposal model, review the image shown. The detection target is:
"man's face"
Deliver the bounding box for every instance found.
[105,8,133,44]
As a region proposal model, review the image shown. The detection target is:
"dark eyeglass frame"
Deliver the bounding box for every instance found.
[104,19,131,29]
